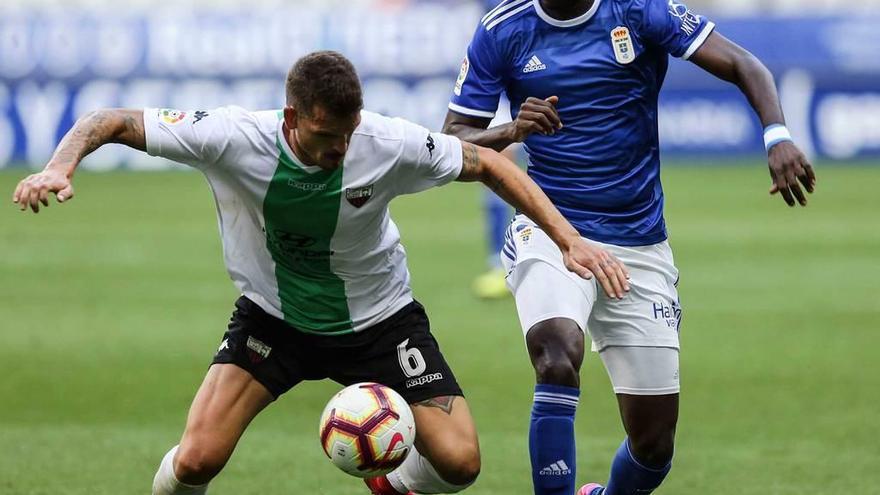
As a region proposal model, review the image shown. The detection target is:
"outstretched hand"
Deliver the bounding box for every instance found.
[12,168,74,213]
[562,237,630,299]
[768,142,816,207]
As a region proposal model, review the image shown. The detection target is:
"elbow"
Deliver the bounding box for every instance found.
[735,51,774,87]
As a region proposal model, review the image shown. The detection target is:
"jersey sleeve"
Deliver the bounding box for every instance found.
[144,107,237,170]
[448,23,506,119]
[636,0,716,60]
[394,119,464,195]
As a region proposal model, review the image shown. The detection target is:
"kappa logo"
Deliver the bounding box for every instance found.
[192,110,209,124]
[522,55,547,73]
[217,338,229,353]
[345,185,373,208]
[425,134,436,158]
[406,372,444,389]
[539,459,572,476]
[288,179,327,192]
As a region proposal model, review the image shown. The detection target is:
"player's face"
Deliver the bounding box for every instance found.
[286,105,360,170]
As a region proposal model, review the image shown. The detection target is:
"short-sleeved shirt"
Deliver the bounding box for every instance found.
[144,107,463,335]
[450,0,715,246]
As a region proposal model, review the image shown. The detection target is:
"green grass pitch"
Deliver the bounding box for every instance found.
[1,163,878,494]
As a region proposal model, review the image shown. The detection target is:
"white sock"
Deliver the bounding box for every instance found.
[152,445,209,495]
[387,447,474,494]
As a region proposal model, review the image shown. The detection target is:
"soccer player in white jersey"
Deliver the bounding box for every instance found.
[12,51,630,495]
[444,0,816,494]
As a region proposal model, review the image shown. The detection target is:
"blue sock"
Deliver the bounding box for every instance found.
[604,438,671,495]
[530,384,579,495]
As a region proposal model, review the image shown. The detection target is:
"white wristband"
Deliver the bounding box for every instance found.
[764,124,793,152]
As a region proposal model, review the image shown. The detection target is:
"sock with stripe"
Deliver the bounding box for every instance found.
[530,384,579,495]
[604,438,671,495]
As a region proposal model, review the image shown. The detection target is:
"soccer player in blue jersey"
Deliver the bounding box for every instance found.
[443,1,816,494]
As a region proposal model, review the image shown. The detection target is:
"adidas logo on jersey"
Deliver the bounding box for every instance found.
[539,459,571,476]
[522,55,547,73]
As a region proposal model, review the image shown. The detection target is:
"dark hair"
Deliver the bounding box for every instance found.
[286,51,363,118]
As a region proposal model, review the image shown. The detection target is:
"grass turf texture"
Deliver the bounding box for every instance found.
[1,164,878,494]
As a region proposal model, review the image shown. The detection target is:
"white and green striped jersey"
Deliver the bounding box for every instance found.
[144,106,463,335]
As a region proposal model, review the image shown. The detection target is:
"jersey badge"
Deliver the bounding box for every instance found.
[611,26,636,65]
[345,185,374,208]
[246,336,272,363]
[159,108,186,125]
[522,55,547,73]
[454,56,469,96]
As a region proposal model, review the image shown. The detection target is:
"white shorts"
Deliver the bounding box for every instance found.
[501,214,683,394]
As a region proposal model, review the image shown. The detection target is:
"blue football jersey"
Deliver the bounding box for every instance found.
[450,0,715,246]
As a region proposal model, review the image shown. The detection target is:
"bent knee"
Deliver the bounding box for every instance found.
[174,444,229,484]
[629,430,676,467]
[533,357,579,386]
[527,320,584,386]
[437,444,481,487]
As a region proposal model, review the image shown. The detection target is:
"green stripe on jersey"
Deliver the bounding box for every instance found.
[262,135,353,334]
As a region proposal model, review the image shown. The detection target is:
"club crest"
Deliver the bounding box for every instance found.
[611,26,636,65]
[345,185,373,208]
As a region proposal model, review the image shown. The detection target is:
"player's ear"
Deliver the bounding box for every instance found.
[284,106,298,130]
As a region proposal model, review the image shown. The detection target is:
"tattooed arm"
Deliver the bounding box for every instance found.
[455,141,631,299]
[12,109,145,213]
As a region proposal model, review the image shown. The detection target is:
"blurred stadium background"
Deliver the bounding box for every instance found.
[1,0,878,494]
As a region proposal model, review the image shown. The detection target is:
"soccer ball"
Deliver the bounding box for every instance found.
[319,382,416,478]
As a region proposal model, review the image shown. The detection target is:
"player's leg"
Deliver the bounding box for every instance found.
[520,265,592,495]
[152,363,274,494]
[503,215,596,495]
[153,296,304,495]
[379,396,480,494]
[327,302,477,494]
[577,242,682,495]
[594,347,679,495]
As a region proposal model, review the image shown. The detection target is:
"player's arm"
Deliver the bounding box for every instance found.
[442,96,563,152]
[689,32,816,207]
[12,109,145,213]
[456,141,629,299]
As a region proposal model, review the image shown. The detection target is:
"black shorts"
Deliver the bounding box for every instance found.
[211,296,463,403]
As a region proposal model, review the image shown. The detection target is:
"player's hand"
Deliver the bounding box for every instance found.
[561,237,630,299]
[508,96,563,142]
[768,141,816,207]
[12,168,74,213]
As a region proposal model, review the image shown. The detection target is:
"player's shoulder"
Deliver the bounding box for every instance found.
[230,106,280,135]
[612,0,665,26]
[204,106,279,154]
[196,105,277,135]
[353,110,420,143]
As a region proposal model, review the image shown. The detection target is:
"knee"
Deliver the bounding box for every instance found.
[629,427,676,467]
[527,320,584,387]
[173,443,228,485]
[435,442,481,487]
